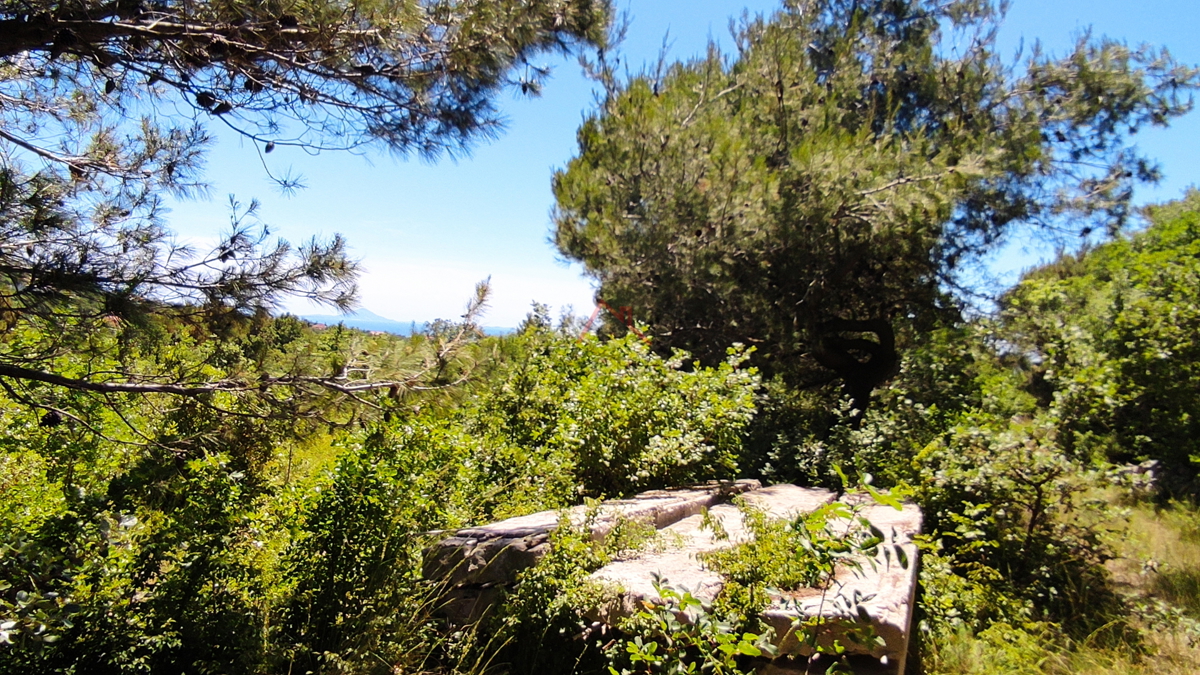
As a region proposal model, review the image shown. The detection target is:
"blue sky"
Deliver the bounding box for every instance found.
[165,0,1200,327]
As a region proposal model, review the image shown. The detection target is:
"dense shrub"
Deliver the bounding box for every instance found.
[0,317,762,674]
[1003,191,1200,492]
[466,324,760,512]
[734,316,1134,658]
[912,418,1126,636]
[277,419,482,674]
[745,322,993,489]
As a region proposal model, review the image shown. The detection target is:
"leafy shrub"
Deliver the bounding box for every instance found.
[742,316,1134,659]
[277,418,484,674]
[702,493,906,598]
[912,417,1127,640]
[468,324,760,509]
[1003,191,1200,492]
[747,323,994,490]
[486,506,652,675]
[605,582,774,675]
[0,451,274,675]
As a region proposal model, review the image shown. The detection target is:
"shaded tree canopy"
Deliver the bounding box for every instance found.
[0,0,610,419]
[552,0,1197,415]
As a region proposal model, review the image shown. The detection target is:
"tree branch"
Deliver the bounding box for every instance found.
[0,362,457,398]
[0,363,250,395]
[858,172,950,196]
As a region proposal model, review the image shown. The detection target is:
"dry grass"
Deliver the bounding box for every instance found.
[925,499,1200,675]
[1109,501,1200,618]
[928,628,1200,675]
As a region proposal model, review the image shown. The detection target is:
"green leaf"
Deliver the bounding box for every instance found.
[737,642,762,656]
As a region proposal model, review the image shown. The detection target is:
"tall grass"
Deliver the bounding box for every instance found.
[925,500,1200,675]
[1115,502,1200,618]
[928,628,1200,675]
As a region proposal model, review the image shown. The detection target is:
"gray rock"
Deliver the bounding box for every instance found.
[588,484,838,620]
[424,479,760,621]
[761,498,922,670]
[424,480,922,675]
[587,485,921,674]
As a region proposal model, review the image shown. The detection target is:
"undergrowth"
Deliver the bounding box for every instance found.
[924,498,1200,675]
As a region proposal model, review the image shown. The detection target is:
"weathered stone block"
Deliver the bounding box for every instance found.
[424,480,761,621]
[588,485,839,620]
[761,498,922,672]
[588,485,921,675]
[423,481,922,674]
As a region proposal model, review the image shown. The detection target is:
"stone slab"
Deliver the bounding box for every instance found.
[588,484,838,619]
[762,500,922,670]
[423,479,760,621]
[586,486,922,673]
[423,480,922,674]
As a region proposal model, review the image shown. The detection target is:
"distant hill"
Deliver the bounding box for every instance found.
[293,308,513,336]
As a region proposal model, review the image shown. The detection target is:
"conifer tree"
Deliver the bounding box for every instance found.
[553,0,1196,415]
[0,0,610,417]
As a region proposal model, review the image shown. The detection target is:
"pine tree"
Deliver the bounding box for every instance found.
[0,0,610,420]
[552,0,1196,415]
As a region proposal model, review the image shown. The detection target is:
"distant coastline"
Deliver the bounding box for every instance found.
[293,308,513,336]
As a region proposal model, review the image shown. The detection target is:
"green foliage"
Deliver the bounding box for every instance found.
[1003,190,1200,492]
[278,419,481,675]
[1,0,611,161]
[488,506,652,675]
[605,582,774,675]
[0,313,763,673]
[0,2,618,666]
[0,0,611,437]
[746,322,995,489]
[926,621,1072,675]
[0,325,426,672]
[0,369,488,674]
[735,315,1134,658]
[554,0,1196,415]
[912,418,1128,640]
[466,324,760,509]
[0,449,275,674]
[703,497,899,597]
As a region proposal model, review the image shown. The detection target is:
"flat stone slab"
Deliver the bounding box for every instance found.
[424,480,760,621]
[423,481,921,674]
[588,486,922,675]
[763,498,922,671]
[589,485,839,618]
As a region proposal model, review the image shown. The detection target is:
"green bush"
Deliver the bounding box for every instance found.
[745,323,993,490]
[740,317,1133,658]
[1003,191,1200,492]
[605,583,773,675]
[912,417,1128,641]
[467,324,760,510]
[277,419,478,674]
